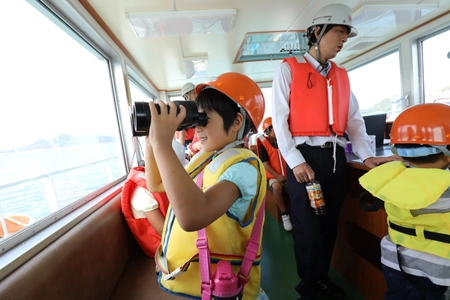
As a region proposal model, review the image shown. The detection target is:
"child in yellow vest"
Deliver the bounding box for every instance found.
[144,72,269,299]
[359,103,450,299]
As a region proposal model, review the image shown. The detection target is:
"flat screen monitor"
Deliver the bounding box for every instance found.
[363,113,387,147]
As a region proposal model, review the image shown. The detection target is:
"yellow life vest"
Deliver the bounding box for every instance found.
[359,161,450,258]
[156,147,267,299]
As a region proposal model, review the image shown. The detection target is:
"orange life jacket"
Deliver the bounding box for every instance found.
[256,135,286,180]
[121,166,169,257]
[188,132,200,154]
[284,57,350,136]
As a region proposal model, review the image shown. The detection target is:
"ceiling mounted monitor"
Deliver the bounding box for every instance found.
[235,31,308,63]
[126,9,236,37]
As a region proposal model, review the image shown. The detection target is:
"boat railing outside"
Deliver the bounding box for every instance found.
[0,156,119,238]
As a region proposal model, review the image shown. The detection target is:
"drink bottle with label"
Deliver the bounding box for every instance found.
[305,180,327,216]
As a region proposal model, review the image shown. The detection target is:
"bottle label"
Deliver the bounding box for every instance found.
[305,181,327,214]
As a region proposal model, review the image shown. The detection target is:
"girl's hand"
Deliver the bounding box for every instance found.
[148,100,186,149]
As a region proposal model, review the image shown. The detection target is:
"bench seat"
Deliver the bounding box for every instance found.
[0,191,178,300]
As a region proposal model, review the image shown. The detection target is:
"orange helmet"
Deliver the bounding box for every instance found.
[262,117,272,133]
[390,103,450,145]
[196,72,265,131]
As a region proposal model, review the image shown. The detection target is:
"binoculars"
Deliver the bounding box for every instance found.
[131,101,208,136]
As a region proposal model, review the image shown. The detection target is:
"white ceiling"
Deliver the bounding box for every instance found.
[82,0,450,93]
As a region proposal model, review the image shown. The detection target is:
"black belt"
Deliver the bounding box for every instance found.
[389,221,450,244]
[297,142,333,149]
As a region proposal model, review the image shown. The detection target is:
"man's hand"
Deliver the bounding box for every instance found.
[363,155,403,169]
[292,163,315,183]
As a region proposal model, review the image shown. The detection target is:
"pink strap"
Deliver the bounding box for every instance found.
[196,171,212,300]
[195,169,266,298]
[238,196,265,287]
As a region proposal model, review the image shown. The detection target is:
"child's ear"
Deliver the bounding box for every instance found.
[231,112,244,132]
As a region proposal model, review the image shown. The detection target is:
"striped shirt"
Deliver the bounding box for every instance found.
[381,187,450,286]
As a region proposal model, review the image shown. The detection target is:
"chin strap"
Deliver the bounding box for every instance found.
[312,24,329,71]
[237,107,247,141]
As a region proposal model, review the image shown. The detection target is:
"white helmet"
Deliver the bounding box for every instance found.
[181,82,195,97]
[308,4,358,38]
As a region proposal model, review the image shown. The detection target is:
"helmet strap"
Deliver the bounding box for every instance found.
[237,107,247,141]
[314,24,329,70]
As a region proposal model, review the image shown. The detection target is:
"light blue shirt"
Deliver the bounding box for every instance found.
[218,162,257,223]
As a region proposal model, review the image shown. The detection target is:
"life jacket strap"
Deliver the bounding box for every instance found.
[389,221,450,244]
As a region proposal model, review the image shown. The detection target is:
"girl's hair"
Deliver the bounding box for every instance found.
[395,144,449,165]
[196,88,252,136]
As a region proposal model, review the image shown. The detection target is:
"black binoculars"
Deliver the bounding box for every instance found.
[131,101,208,136]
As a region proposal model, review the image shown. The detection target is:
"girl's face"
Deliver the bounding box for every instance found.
[195,108,239,152]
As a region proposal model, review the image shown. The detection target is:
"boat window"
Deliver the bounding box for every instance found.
[169,95,185,101]
[128,79,153,164]
[348,50,402,121]
[259,87,273,133]
[418,26,450,104]
[0,1,126,244]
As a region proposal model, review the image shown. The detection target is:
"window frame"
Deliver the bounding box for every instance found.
[0,0,138,279]
[347,48,404,117]
[416,25,450,104]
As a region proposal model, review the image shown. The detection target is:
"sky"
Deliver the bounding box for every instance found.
[0,1,118,150]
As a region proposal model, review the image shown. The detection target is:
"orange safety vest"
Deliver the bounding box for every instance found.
[284,57,350,136]
[256,136,286,180]
[121,166,169,257]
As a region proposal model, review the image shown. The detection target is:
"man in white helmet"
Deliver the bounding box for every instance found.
[271,4,401,300]
[175,83,199,151]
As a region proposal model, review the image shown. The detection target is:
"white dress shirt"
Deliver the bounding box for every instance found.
[271,52,375,169]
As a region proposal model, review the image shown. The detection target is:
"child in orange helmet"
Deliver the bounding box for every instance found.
[360,103,450,299]
[144,72,269,299]
[256,117,292,231]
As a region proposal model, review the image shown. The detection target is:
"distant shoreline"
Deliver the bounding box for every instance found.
[0,134,116,154]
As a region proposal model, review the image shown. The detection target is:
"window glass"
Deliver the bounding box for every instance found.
[128,79,153,161]
[348,51,402,120]
[420,27,450,104]
[129,80,153,103]
[260,87,272,133]
[169,95,185,101]
[0,1,126,239]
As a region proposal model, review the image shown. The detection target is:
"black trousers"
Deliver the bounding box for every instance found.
[286,145,349,296]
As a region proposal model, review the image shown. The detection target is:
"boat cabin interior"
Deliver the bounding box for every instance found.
[1,0,450,299]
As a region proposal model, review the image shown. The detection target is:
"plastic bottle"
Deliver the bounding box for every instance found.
[305,180,327,216]
[211,260,243,300]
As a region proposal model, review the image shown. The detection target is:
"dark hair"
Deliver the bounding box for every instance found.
[196,88,252,136]
[306,24,350,47]
[395,144,449,165]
